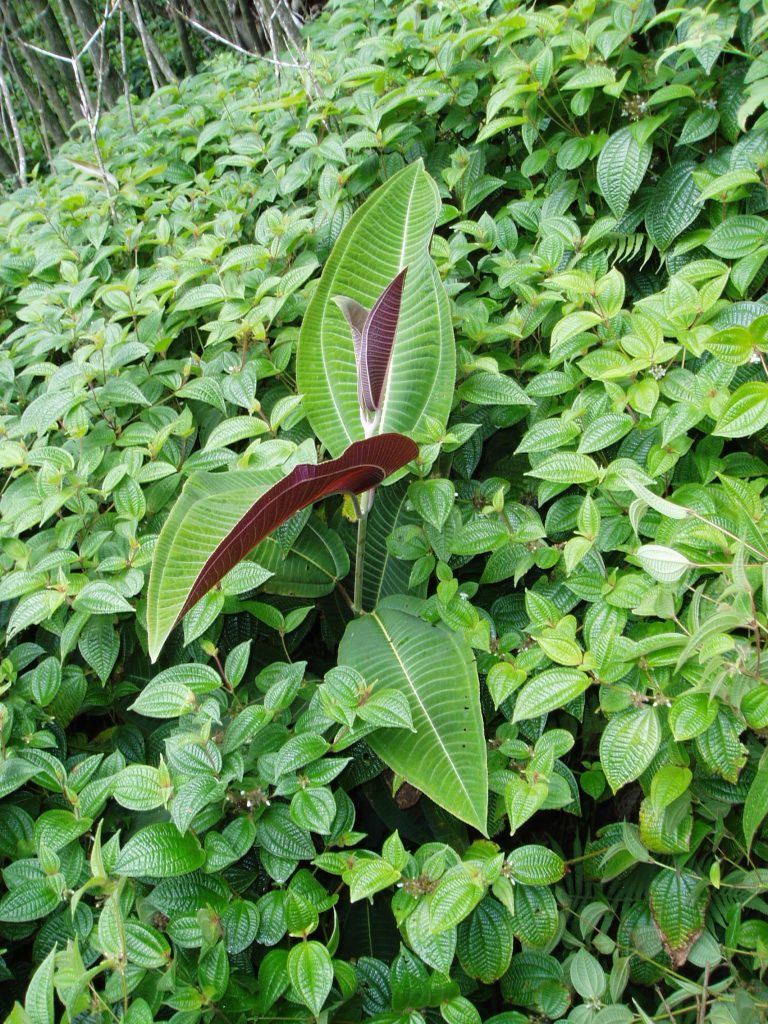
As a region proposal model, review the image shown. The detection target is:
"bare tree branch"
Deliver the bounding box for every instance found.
[0,65,27,185]
[169,3,304,68]
[118,4,136,132]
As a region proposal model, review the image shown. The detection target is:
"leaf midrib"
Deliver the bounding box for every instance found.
[371,610,474,810]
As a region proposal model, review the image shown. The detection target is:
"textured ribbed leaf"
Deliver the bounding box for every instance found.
[706,215,768,259]
[713,382,768,438]
[287,941,332,1016]
[744,757,768,853]
[600,707,661,792]
[254,518,350,598]
[636,544,691,583]
[527,453,600,484]
[429,867,484,932]
[649,870,708,966]
[404,899,456,973]
[645,162,700,251]
[570,949,606,1001]
[338,597,488,832]
[113,765,166,811]
[297,160,454,455]
[669,693,718,741]
[457,898,514,983]
[0,878,61,922]
[114,823,205,877]
[597,127,651,218]
[147,434,417,659]
[507,845,565,885]
[511,884,558,948]
[25,946,56,1024]
[513,668,590,722]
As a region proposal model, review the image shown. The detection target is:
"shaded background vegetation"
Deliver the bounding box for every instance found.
[0,0,319,182]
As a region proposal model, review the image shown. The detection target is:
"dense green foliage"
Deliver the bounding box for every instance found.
[2,1,768,1022]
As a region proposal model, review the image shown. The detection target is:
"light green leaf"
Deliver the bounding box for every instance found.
[507,845,565,885]
[744,757,768,853]
[73,581,133,615]
[645,162,700,251]
[146,462,286,661]
[636,544,691,583]
[429,866,485,932]
[600,707,661,792]
[347,858,401,902]
[114,823,205,877]
[287,941,332,1016]
[570,948,606,1001]
[25,946,56,1024]
[338,598,488,832]
[513,668,590,722]
[649,870,708,965]
[457,898,514,983]
[526,453,600,484]
[297,160,454,455]
[457,371,533,407]
[713,382,768,438]
[0,878,61,922]
[113,765,166,811]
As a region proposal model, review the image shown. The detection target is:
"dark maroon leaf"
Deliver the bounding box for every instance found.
[176,433,418,625]
[334,268,408,415]
[361,267,407,412]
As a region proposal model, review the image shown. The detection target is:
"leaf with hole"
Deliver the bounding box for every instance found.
[338,597,488,832]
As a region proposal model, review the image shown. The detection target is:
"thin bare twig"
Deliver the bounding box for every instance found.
[169,3,304,69]
[0,64,26,185]
[118,6,136,132]
[21,0,122,64]
[131,0,160,89]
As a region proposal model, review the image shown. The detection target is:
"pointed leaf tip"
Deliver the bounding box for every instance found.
[147,433,418,662]
[361,267,408,413]
[334,268,409,416]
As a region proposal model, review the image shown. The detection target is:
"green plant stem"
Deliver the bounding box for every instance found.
[352,492,370,615]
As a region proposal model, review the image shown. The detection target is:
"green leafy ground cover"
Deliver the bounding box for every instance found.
[1,1,768,1022]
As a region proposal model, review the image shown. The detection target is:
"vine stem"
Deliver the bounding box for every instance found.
[352,490,371,615]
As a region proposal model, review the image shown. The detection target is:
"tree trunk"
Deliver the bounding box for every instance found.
[0,66,27,185]
[28,0,82,119]
[4,48,67,145]
[170,5,197,75]
[194,0,232,40]
[1,0,72,132]
[127,2,177,85]
[60,0,122,107]
[235,0,260,50]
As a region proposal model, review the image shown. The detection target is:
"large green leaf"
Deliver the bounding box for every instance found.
[297,160,454,456]
[362,479,425,611]
[114,823,205,877]
[338,597,487,832]
[253,517,350,598]
[744,755,768,852]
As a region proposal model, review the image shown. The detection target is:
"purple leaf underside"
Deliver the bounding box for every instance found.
[177,432,418,625]
[334,267,408,414]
